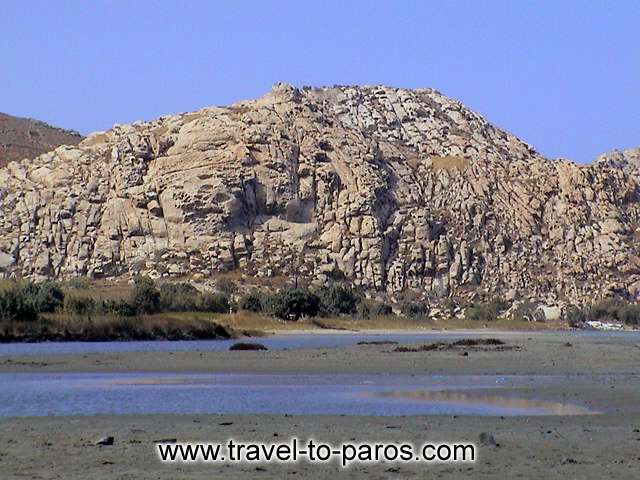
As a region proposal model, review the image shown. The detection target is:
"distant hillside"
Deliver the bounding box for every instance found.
[0,112,83,167]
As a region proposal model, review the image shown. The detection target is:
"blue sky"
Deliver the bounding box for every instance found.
[1,0,638,163]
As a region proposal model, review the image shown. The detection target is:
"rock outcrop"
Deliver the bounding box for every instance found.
[0,112,83,168]
[596,147,640,179]
[0,84,638,305]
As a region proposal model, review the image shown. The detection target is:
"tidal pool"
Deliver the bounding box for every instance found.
[0,372,597,418]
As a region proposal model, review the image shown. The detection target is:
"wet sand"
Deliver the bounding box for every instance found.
[1,330,639,376]
[1,331,640,479]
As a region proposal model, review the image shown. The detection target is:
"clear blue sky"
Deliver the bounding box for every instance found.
[1,1,638,163]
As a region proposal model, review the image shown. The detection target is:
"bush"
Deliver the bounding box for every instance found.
[370,302,393,317]
[66,277,89,289]
[64,296,96,316]
[317,284,360,316]
[618,303,640,325]
[357,301,393,319]
[0,281,65,322]
[565,305,587,327]
[403,301,429,318]
[106,299,137,317]
[159,282,199,312]
[465,297,509,321]
[0,286,39,322]
[130,275,161,315]
[589,297,640,325]
[157,282,231,313]
[198,292,230,313]
[590,298,624,321]
[216,278,237,297]
[65,279,231,317]
[239,290,263,312]
[64,296,137,317]
[33,282,65,313]
[19,281,65,313]
[265,288,320,321]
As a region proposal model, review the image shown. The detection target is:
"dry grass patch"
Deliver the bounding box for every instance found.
[216,312,564,334]
[182,112,207,124]
[406,156,422,170]
[63,281,132,301]
[216,312,303,333]
[431,155,469,171]
[1,312,234,342]
[81,133,109,147]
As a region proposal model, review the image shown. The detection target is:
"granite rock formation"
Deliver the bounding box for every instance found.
[0,84,638,305]
[596,147,640,180]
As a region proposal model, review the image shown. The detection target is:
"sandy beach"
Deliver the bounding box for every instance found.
[1,331,639,479]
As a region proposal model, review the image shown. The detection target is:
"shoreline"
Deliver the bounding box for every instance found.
[2,329,640,376]
[1,324,638,345]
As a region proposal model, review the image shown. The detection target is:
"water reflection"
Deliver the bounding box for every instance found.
[376,390,596,415]
[0,372,599,418]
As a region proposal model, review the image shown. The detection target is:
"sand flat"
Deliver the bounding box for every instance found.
[0,332,639,479]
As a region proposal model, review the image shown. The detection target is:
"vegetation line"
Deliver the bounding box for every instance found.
[1,276,639,343]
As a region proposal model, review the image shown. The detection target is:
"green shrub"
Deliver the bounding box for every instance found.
[97,299,135,317]
[66,277,89,289]
[64,296,96,316]
[18,281,65,313]
[465,297,509,321]
[0,286,38,322]
[370,302,393,317]
[590,298,625,321]
[198,292,230,313]
[239,290,263,312]
[403,301,429,318]
[588,297,640,325]
[0,281,65,322]
[618,303,640,325]
[216,278,237,297]
[265,288,320,321]
[159,282,199,312]
[130,275,161,315]
[357,301,393,319]
[317,284,360,316]
[107,299,137,317]
[34,282,65,313]
[565,305,587,327]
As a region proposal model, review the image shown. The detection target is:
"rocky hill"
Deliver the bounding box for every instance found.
[0,84,638,305]
[596,147,640,178]
[0,112,83,167]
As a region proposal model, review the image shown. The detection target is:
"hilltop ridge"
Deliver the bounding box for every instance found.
[0,112,83,167]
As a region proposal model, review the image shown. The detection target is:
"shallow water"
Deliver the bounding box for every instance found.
[0,372,596,418]
[0,333,453,356]
[1,330,638,357]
